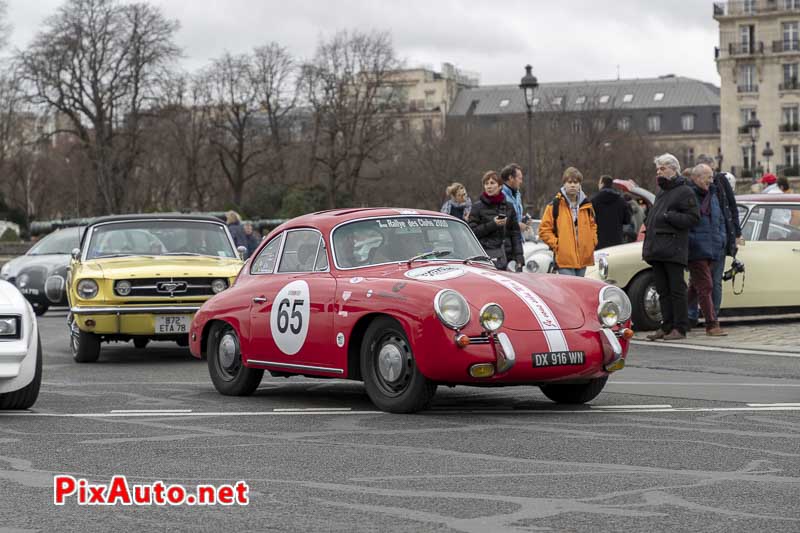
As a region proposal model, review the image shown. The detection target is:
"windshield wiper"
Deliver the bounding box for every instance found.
[407,250,451,267]
[162,252,208,257]
[463,254,492,265]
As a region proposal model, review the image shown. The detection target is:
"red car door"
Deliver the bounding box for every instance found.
[248,230,338,372]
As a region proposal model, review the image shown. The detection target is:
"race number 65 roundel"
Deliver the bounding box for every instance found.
[269,280,311,355]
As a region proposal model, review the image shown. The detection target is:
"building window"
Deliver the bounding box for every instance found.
[685,148,695,168]
[622,93,634,103]
[571,119,583,134]
[681,114,695,131]
[617,116,631,131]
[741,107,756,126]
[593,117,606,131]
[742,146,755,170]
[653,92,664,101]
[743,0,755,14]
[552,96,563,106]
[783,105,799,130]
[783,63,799,88]
[575,95,586,104]
[738,64,756,91]
[786,0,800,10]
[599,95,610,104]
[499,99,510,108]
[714,112,720,131]
[740,25,753,51]
[647,115,661,133]
[785,145,799,167]
[783,21,799,51]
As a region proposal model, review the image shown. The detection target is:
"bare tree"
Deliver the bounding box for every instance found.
[301,30,403,208]
[18,0,180,214]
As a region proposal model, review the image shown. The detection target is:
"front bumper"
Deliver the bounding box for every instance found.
[71,305,201,336]
[0,320,38,394]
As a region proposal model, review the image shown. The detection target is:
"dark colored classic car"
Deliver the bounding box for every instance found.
[0,227,84,315]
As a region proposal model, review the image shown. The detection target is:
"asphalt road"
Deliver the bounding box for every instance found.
[1,309,798,532]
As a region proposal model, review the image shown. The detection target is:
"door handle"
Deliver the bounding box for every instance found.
[252,296,267,303]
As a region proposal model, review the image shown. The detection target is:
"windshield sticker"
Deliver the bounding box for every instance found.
[405,265,466,281]
[375,218,450,230]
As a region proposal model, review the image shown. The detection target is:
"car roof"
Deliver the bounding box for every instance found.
[273,207,453,234]
[737,193,800,203]
[88,214,226,226]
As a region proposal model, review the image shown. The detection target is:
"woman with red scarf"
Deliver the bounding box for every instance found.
[468,170,524,271]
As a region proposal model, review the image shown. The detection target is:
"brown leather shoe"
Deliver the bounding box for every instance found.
[706,325,728,336]
[663,329,686,341]
[646,330,666,341]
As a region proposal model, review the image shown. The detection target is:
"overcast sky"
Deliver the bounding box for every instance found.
[5,0,721,86]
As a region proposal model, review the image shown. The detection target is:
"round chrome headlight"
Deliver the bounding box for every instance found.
[597,300,620,328]
[525,260,539,273]
[479,303,504,332]
[434,289,470,329]
[598,256,609,280]
[211,278,228,294]
[77,279,99,299]
[599,285,631,322]
[16,273,29,288]
[115,280,132,296]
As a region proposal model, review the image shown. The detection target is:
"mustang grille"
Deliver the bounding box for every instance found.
[114,277,217,297]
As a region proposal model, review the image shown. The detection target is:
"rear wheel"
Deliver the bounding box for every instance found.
[70,315,100,363]
[207,322,263,396]
[360,317,437,413]
[0,334,42,409]
[628,271,661,331]
[133,338,149,349]
[540,377,608,404]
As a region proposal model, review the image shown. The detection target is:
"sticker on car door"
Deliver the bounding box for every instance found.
[270,280,311,355]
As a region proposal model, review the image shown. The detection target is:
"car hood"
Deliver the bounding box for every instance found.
[81,255,243,279]
[2,253,69,278]
[358,263,590,331]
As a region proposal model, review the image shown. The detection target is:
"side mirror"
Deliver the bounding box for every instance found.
[237,246,247,260]
[71,248,81,261]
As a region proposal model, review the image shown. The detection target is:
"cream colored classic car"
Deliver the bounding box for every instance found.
[587,194,800,330]
[68,215,244,362]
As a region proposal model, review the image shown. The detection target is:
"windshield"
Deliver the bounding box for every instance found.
[28,227,82,255]
[332,216,486,268]
[86,220,235,260]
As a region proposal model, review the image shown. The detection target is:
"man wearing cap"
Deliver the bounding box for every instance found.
[761,173,781,194]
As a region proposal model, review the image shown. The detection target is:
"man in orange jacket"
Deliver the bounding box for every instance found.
[538,167,598,276]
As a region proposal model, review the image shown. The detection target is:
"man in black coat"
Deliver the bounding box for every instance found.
[643,154,701,341]
[592,175,631,249]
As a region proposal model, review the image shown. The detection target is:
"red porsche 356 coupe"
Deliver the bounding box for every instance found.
[189,208,632,413]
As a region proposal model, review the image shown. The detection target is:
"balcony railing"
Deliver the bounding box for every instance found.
[773,40,800,52]
[738,125,754,134]
[777,164,800,176]
[737,84,759,93]
[779,123,800,132]
[780,79,800,90]
[729,41,764,55]
[715,1,800,17]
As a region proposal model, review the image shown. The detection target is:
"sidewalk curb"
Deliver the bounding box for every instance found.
[630,339,800,358]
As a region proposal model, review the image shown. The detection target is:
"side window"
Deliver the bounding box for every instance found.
[278,230,321,273]
[741,206,764,241]
[314,239,329,271]
[251,235,282,274]
[765,206,800,241]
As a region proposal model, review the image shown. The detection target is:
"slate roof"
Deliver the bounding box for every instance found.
[450,75,720,117]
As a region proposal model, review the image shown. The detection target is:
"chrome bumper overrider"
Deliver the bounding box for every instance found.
[71,305,202,315]
[495,332,516,373]
[601,328,625,372]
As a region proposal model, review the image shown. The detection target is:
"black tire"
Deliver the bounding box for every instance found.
[0,334,42,409]
[133,338,149,349]
[627,270,661,331]
[207,322,263,396]
[540,376,608,404]
[32,302,49,316]
[360,316,437,413]
[70,316,101,363]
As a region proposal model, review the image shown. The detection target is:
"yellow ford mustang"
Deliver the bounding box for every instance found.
[67,215,244,362]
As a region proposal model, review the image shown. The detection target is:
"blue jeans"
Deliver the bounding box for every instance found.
[558,267,586,277]
[688,258,725,321]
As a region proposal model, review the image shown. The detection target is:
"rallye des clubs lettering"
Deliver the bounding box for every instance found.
[53,475,249,506]
[189,208,631,414]
[269,280,310,355]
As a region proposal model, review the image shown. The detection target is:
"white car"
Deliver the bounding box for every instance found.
[0,280,42,409]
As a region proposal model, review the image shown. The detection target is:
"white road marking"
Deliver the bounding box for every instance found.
[631,340,800,358]
[110,409,193,413]
[590,404,672,409]
[3,405,800,417]
[608,381,800,387]
[272,407,352,412]
[746,402,800,407]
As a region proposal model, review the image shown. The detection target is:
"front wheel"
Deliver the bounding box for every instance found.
[0,334,42,409]
[360,317,437,413]
[539,376,608,404]
[70,315,100,363]
[207,322,263,396]
[627,271,661,331]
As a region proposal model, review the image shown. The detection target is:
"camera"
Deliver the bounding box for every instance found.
[722,258,745,281]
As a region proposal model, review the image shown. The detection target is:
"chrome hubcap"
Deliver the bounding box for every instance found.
[644,284,662,321]
[219,333,238,371]
[378,344,403,382]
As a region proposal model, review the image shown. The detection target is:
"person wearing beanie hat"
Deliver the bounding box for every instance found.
[760,174,781,194]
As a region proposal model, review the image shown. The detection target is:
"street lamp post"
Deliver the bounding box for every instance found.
[746,115,761,180]
[519,65,538,209]
[762,141,774,173]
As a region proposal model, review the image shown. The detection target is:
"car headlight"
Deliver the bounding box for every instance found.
[434,289,470,329]
[211,278,228,294]
[0,316,18,337]
[479,303,504,332]
[16,273,29,288]
[115,280,132,296]
[77,279,99,299]
[597,300,620,328]
[598,256,609,279]
[525,260,539,273]
[599,285,631,323]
